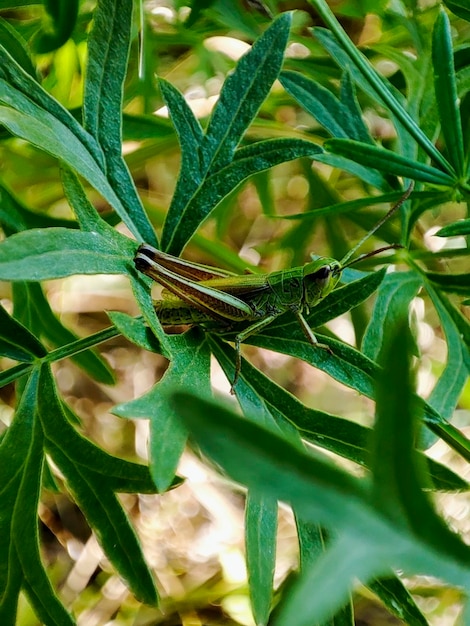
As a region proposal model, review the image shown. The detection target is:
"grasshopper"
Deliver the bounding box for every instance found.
[134,185,412,390]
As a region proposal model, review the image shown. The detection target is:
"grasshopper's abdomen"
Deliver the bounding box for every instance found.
[154,301,218,326]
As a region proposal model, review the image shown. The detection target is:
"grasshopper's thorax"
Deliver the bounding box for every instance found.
[302,258,342,311]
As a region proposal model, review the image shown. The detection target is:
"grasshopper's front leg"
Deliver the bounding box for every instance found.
[231,308,332,393]
[294,311,333,354]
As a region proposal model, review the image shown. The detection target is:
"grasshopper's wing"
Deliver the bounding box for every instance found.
[136,244,236,281]
[135,248,254,322]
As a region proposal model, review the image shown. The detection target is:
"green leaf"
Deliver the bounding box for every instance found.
[273,533,380,626]
[325,139,456,186]
[108,311,162,353]
[185,0,217,27]
[240,318,470,462]
[33,0,79,53]
[60,165,136,255]
[48,439,159,605]
[311,20,452,174]
[0,45,104,167]
[158,77,204,187]
[37,365,159,605]
[280,70,372,143]
[0,56,143,239]
[435,219,470,237]
[0,181,76,232]
[210,337,466,491]
[0,302,46,361]
[83,0,157,245]
[114,329,211,492]
[168,391,470,622]
[13,282,115,385]
[0,370,38,625]
[442,0,470,24]
[202,13,291,171]
[9,369,76,625]
[371,298,469,562]
[0,228,131,280]
[436,292,470,349]
[362,272,423,361]
[425,270,470,295]
[245,493,278,626]
[129,271,173,359]
[164,138,322,255]
[368,576,429,626]
[0,16,36,78]
[432,10,465,176]
[425,285,470,423]
[161,13,293,253]
[339,71,374,144]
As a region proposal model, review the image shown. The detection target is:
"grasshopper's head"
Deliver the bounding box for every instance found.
[302,258,342,309]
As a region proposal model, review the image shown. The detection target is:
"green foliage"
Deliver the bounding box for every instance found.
[0,1,469,625]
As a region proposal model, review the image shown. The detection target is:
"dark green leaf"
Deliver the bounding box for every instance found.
[0,228,130,280]
[425,284,470,423]
[0,45,104,167]
[368,577,429,626]
[314,151,389,189]
[311,24,452,174]
[108,311,162,353]
[0,181,76,232]
[0,60,142,238]
[435,219,470,237]
[241,323,470,462]
[0,371,39,625]
[185,0,216,27]
[280,70,372,143]
[296,521,326,570]
[362,272,423,361]
[432,10,465,175]
[48,439,159,605]
[245,493,277,625]
[164,138,322,254]
[114,329,211,492]
[33,0,79,53]
[60,165,135,254]
[0,303,46,360]
[158,78,205,183]
[169,392,470,622]
[9,370,76,625]
[371,299,469,563]
[83,0,157,245]
[210,337,466,491]
[37,365,159,605]
[202,13,291,171]
[442,0,470,24]
[13,282,115,385]
[0,16,36,78]
[425,271,470,295]
[339,71,373,144]
[161,13,292,253]
[325,139,455,186]
[129,272,173,358]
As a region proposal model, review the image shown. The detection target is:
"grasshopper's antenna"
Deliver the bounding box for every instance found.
[339,182,414,267]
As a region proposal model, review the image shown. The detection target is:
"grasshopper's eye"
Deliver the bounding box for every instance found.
[134,253,152,274]
[312,265,331,280]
